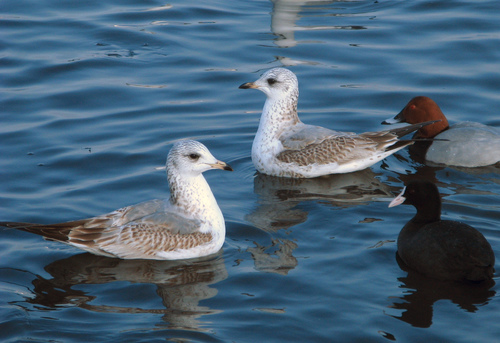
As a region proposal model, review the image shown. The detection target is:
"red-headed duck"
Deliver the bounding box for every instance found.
[389,180,495,282]
[239,68,436,178]
[382,96,500,167]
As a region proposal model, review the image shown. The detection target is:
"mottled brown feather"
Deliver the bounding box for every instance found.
[93,223,213,258]
[276,121,436,166]
[278,134,388,166]
[0,220,89,242]
[1,218,213,259]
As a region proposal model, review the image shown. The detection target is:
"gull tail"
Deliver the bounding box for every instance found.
[0,221,83,242]
[388,120,440,139]
[386,120,445,152]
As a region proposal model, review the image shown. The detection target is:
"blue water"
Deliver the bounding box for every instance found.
[1,0,500,341]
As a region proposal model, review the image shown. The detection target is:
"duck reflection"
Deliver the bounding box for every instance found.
[449,163,500,176]
[246,169,395,273]
[387,254,496,328]
[388,156,500,203]
[27,252,227,331]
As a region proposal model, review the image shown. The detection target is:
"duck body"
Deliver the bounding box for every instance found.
[0,140,233,260]
[383,96,500,167]
[397,219,495,282]
[389,180,495,282]
[240,68,436,178]
[425,122,500,167]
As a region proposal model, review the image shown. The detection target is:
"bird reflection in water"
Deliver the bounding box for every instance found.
[246,169,395,274]
[270,0,367,50]
[25,252,227,332]
[386,254,495,328]
[248,168,395,232]
[247,239,299,276]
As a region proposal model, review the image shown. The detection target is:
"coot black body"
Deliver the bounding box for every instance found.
[389,181,495,282]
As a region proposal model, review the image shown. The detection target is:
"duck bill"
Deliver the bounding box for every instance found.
[239,82,259,89]
[388,187,407,208]
[210,160,233,171]
[381,109,405,125]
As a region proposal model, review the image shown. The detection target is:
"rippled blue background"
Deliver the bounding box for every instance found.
[1,0,499,342]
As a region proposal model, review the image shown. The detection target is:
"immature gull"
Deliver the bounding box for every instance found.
[0,140,233,260]
[239,68,436,178]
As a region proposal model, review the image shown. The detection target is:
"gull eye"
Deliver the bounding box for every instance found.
[188,153,200,161]
[267,78,277,85]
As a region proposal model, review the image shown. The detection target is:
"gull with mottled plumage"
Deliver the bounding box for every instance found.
[0,140,233,260]
[239,68,436,178]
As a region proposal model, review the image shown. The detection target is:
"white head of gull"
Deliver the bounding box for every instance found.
[0,140,233,260]
[240,68,436,178]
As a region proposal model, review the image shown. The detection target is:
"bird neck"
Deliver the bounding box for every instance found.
[168,173,222,224]
[257,91,300,140]
[416,111,449,138]
[410,200,442,224]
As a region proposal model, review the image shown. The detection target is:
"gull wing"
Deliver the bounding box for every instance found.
[88,212,210,259]
[0,199,209,259]
[279,123,355,150]
[278,124,401,166]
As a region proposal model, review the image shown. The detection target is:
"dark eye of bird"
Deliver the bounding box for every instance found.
[267,78,277,85]
[188,153,200,161]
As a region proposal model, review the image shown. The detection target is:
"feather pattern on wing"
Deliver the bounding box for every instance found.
[277,123,409,166]
[1,199,209,259]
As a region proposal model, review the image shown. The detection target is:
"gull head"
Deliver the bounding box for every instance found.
[239,68,299,101]
[167,140,233,177]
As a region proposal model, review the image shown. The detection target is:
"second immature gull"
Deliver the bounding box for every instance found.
[0,140,233,260]
[240,68,436,178]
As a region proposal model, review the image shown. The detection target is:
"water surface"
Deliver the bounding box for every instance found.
[1,0,500,342]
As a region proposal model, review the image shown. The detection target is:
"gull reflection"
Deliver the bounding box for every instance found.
[247,238,298,275]
[246,169,395,273]
[26,252,227,332]
[248,168,395,232]
[270,0,366,56]
[386,254,496,328]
